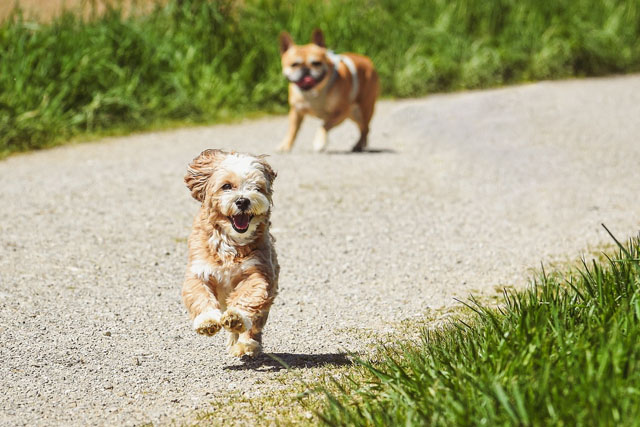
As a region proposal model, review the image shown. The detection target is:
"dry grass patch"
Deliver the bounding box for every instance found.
[0,0,164,22]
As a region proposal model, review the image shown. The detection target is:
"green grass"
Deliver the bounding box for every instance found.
[317,228,640,426]
[2,0,640,157]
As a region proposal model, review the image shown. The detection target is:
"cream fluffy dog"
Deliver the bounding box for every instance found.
[182,149,278,358]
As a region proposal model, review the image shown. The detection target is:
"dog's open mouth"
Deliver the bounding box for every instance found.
[296,75,319,90]
[230,214,252,233]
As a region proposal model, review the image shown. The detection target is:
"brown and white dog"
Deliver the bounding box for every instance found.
[182,149,278,358]
[278,29,379,153]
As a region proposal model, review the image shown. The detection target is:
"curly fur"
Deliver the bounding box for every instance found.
[182,149,279,357]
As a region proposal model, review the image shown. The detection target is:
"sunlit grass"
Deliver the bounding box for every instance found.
[318,227,640,425]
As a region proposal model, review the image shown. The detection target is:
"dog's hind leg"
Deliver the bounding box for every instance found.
[223,273,276,357]
[226,310,269,357]
[351,69,379,152]
[221,305,272,357]
[349,104,368,152]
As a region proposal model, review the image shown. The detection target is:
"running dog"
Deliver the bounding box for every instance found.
[278,28,379,152]
[182,149,278,358]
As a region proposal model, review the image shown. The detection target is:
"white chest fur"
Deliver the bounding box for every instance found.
[190,258,243,307]
[292,85,333,119]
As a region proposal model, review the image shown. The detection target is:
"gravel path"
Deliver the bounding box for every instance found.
[2,75,640,426]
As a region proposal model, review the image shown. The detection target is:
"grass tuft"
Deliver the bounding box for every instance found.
[318,230,640,425]
[2,0,640,156]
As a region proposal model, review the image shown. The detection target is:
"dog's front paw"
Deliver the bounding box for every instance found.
[312,128,328,152]
[229,336,261,358]
[193,308,222,336]
[276,143,292,153]
[221,308,252,333]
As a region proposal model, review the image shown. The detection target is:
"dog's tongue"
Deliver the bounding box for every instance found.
[232,214,250,230]
[298,75,316,88]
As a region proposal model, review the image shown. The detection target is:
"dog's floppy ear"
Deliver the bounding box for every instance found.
[279,31,293,55]
[256,155,277,195]
[184,149,225,203]
[311,28,325,48]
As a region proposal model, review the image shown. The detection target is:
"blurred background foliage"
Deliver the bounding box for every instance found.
[1,0,639,155]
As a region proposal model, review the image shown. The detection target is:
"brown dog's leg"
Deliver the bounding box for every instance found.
[315,111,350,152]
[182,277,223,336]
[352,69,379,152]
[312,126,329,152]
[349,104,368,152]
[278,109,304,152]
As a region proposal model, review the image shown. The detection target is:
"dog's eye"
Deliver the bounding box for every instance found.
[292,62,302,68]
[311,60,323,67]
[221,183,232,191]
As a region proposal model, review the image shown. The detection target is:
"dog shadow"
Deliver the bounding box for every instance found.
[223,352,353,372]
[326,148,397,155]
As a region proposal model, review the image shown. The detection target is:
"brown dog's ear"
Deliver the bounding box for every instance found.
[279,31,293,55]
[311,28,325,47]
[184,149,225,203]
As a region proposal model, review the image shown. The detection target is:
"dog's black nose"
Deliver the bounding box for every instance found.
[235,197,250,211]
